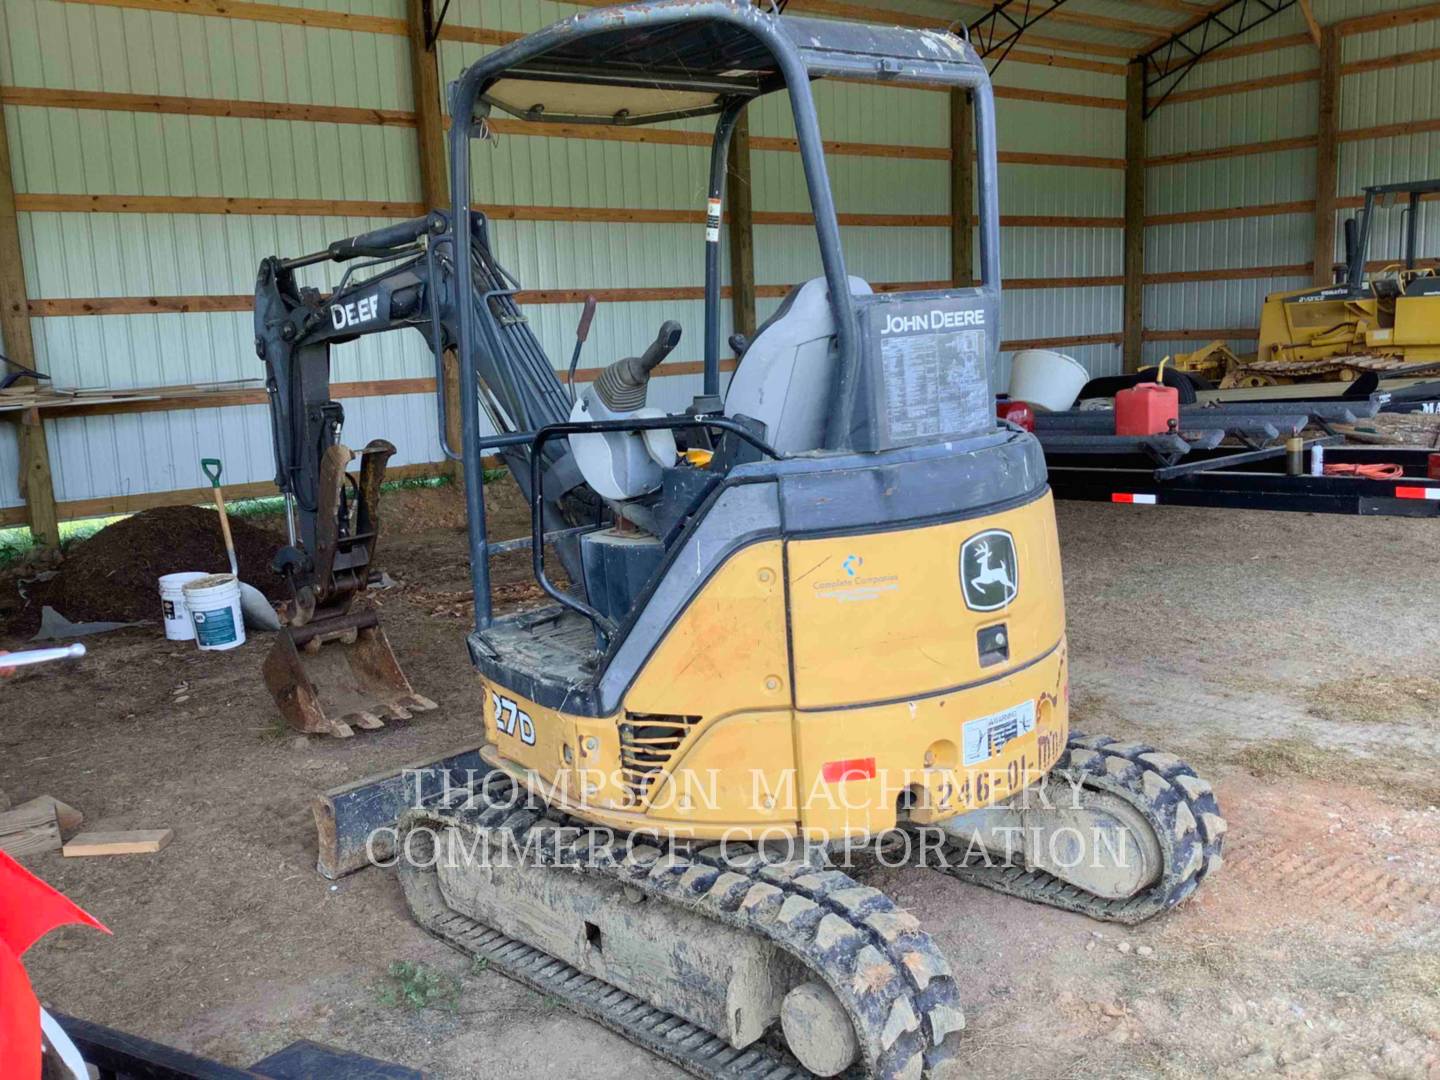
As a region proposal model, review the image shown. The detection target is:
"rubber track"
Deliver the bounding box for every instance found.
[931,733,1227,924]
[398,779,966,1080]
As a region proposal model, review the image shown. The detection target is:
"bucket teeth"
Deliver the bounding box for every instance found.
[262,609,434,738]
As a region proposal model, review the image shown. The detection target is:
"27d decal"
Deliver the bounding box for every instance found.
[491,691,537,746]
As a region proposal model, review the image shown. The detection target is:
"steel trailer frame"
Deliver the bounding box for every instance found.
[1047,445,1440,517]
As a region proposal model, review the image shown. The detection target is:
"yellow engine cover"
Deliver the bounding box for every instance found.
[481,490,1069,843]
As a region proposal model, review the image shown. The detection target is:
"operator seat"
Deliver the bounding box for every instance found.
[723,275,872,455]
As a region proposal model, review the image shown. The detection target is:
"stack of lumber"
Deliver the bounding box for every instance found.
[0,380,261,414]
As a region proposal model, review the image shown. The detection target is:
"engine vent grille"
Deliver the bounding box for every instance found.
[617,713,700,807]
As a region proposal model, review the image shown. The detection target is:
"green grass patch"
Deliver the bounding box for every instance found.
[374,960,461,1012]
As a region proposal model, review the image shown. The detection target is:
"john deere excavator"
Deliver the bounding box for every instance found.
[1177,178,1440,389]
[254,3,1225,1075]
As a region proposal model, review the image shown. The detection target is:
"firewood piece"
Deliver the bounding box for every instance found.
[0,799,62,857]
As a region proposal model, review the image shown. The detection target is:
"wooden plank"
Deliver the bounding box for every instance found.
[54,0,1131,75]
[0,86,414,126]
[950,89,974,288]
[1147,134,1318,168]
[1161,69,1319,108]
[57,0,405,34]
[17,194,1123,227]
[1145,264,1310,285]
[1338,1,1440,35]
[1143,327,1260,340]
[313,745,489,879]
[0,95,58,550]
[16,194,426,218]
[0,798,61,857]
[1123,61,1145,375]
[29,274,1139,320]
[63,829,173,857]
[1314,26,1341,286]
[1146,200,1315,227]
[990,87,1126,112]
[726,112,757,339]
[1004,332,1123,351]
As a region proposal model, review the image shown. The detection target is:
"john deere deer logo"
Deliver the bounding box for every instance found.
[960,530,1018,611]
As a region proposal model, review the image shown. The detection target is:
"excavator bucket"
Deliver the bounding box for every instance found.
[263,608,437,738]
[263,438,435,738]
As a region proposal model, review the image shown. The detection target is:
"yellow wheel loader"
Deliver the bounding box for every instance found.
[257,3,1225,1075]
[1177,178,1440,389]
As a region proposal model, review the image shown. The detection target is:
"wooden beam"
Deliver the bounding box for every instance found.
[951,89,974,288]
[1146,200,1315,226]
[725,112,757,340]
[1314,25,1341,286]
[407,0,460,484]
[1123,61,1146,375]
[1338,1,1440,35]
[0,98,58,550]
[1298,0,1322,47]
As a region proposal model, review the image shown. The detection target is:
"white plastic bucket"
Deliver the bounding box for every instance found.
[183,573,246,651]
[1008,349,1090,413]
[158,571,208,641]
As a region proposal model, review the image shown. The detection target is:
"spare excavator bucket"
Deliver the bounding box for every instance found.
[263,608,437,738]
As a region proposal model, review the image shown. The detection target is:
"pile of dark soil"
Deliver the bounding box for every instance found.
[0,506,288,637]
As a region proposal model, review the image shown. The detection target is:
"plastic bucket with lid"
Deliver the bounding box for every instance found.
[183,573,246,651]
[158,571,208,640]
[1007,349,1089,413]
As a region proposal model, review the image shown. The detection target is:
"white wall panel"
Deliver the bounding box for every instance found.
[1141,0,1440,350]
[0,0,1131,514]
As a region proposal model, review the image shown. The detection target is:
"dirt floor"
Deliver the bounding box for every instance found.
[5,481,1440,1079]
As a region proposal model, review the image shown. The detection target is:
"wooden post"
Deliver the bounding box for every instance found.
[0,101,58,549]
[726,111,757,340]
[1313,25,1341,286]
[407,0,462,480]
[1123,61,1146,374]
[950,89,974,287]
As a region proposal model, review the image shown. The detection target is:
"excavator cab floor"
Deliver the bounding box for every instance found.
[468,606,599,702]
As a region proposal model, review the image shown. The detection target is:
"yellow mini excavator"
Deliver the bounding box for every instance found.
[256,3,1225,1075]
[1177,178,1440,389]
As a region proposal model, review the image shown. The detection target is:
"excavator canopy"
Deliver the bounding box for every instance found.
[473,3,991,125]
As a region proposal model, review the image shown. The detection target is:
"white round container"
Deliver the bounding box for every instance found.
[183,573,246,651]
[158,571,208,641]
[1008,349,1090,413]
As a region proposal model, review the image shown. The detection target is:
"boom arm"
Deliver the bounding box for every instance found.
[254,211,591,614]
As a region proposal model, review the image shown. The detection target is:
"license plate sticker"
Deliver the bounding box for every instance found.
[962,700,1036,767]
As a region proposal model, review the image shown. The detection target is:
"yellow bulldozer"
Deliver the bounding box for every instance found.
[1177,178,1440,389]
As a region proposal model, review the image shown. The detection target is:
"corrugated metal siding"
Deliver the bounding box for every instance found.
[1142,0,1440,364]
[0,0,1129,515]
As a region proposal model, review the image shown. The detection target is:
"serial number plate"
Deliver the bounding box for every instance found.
[962,700,1036,767]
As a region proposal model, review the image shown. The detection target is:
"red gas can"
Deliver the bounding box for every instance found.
[996,397,1035,432]
[1115,381,1178,436]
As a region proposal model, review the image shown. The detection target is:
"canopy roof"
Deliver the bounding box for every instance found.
[478,5,985,126]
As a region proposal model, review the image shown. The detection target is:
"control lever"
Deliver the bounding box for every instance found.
[591,320,683,412]
[566,295,599,404]
[638,320,683,374]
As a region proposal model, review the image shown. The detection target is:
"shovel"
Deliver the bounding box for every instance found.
[201,458,281,631]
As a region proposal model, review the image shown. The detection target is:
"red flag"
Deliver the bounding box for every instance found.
[0,850,109,1078]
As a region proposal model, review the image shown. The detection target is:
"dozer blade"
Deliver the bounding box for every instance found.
[263,607,437,738]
